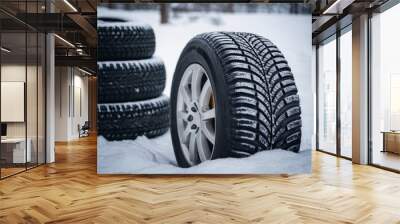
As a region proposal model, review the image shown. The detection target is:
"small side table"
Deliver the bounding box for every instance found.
[1,138,32,164]
[381,131,400,154]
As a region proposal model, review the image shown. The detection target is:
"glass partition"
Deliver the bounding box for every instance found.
[27,30,38,169]
[0,1,46,179]
[38,32,45,165]
[26,0,38,170]
[1,30,28,177]
[370,3,400,171]
[317,36,337,154]
[316,27,353,159]
[339,28,352,158]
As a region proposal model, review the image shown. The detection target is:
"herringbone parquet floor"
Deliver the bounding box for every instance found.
[1,135,400,223]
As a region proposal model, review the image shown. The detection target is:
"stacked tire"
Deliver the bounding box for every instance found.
[97,21,170,141]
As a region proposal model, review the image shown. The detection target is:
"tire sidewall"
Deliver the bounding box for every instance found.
[171,38,231,167]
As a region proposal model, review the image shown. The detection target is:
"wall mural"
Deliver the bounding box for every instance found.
[97,3,313,174]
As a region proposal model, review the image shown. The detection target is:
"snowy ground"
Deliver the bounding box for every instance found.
[97,7,313,174]
[98,133,311,174]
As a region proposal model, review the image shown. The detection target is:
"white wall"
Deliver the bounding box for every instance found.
[1,65,26,137]
[72,73,89,137]
[1,63,46,164]
[311,45,316,150]
[1,65,40,138]
[55,67,89,141]
[55,66,70,141]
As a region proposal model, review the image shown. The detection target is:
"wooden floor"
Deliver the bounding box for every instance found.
[1,167,26,178]
[373,151,400,171]
[0,135,400,223]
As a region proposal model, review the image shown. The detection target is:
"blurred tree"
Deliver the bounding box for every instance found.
[290,4,296,13]
[160,3,170,24]
[226,3,234,13]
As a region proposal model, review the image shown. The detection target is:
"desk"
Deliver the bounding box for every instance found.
[382,131,400,154]
[1,138,31,163]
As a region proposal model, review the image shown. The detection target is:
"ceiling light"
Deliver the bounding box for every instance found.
[323,0,341,14]
[54,34,75,48]
[63,0,78,12]
[322,0,340,14]
[76,49,85,55]
[1,47,11,53]
[322,0,355,15]
[78,67,92,76]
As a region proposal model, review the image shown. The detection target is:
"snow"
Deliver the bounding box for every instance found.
[98,133,311,174]
[97,7,313,174]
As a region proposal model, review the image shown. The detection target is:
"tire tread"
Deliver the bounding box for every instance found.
[98,23,155,60]
[196,32,302,155]
[97,96,170,141]
[98,58,166,103]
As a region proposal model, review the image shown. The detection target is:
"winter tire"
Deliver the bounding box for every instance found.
[98,58,166,103]
[98,95,170,141]
[98,22,155,61]
[171,32,302,167]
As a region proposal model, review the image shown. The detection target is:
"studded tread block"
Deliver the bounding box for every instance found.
[97,95,170,141]
[98,22,155,61]
[98,58,166,103]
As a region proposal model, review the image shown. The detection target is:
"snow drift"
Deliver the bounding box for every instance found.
[98,132,311,174]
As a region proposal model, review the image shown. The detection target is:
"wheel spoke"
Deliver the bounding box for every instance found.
[188,133,197,162]
[191,65,203,102]
[201,122,215,144]
[196,134,211,162]
[199,80,211,106]
[182,125,191,143]
[177,110,189,121]
[179,86,191,107]
[201,108,215,121]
